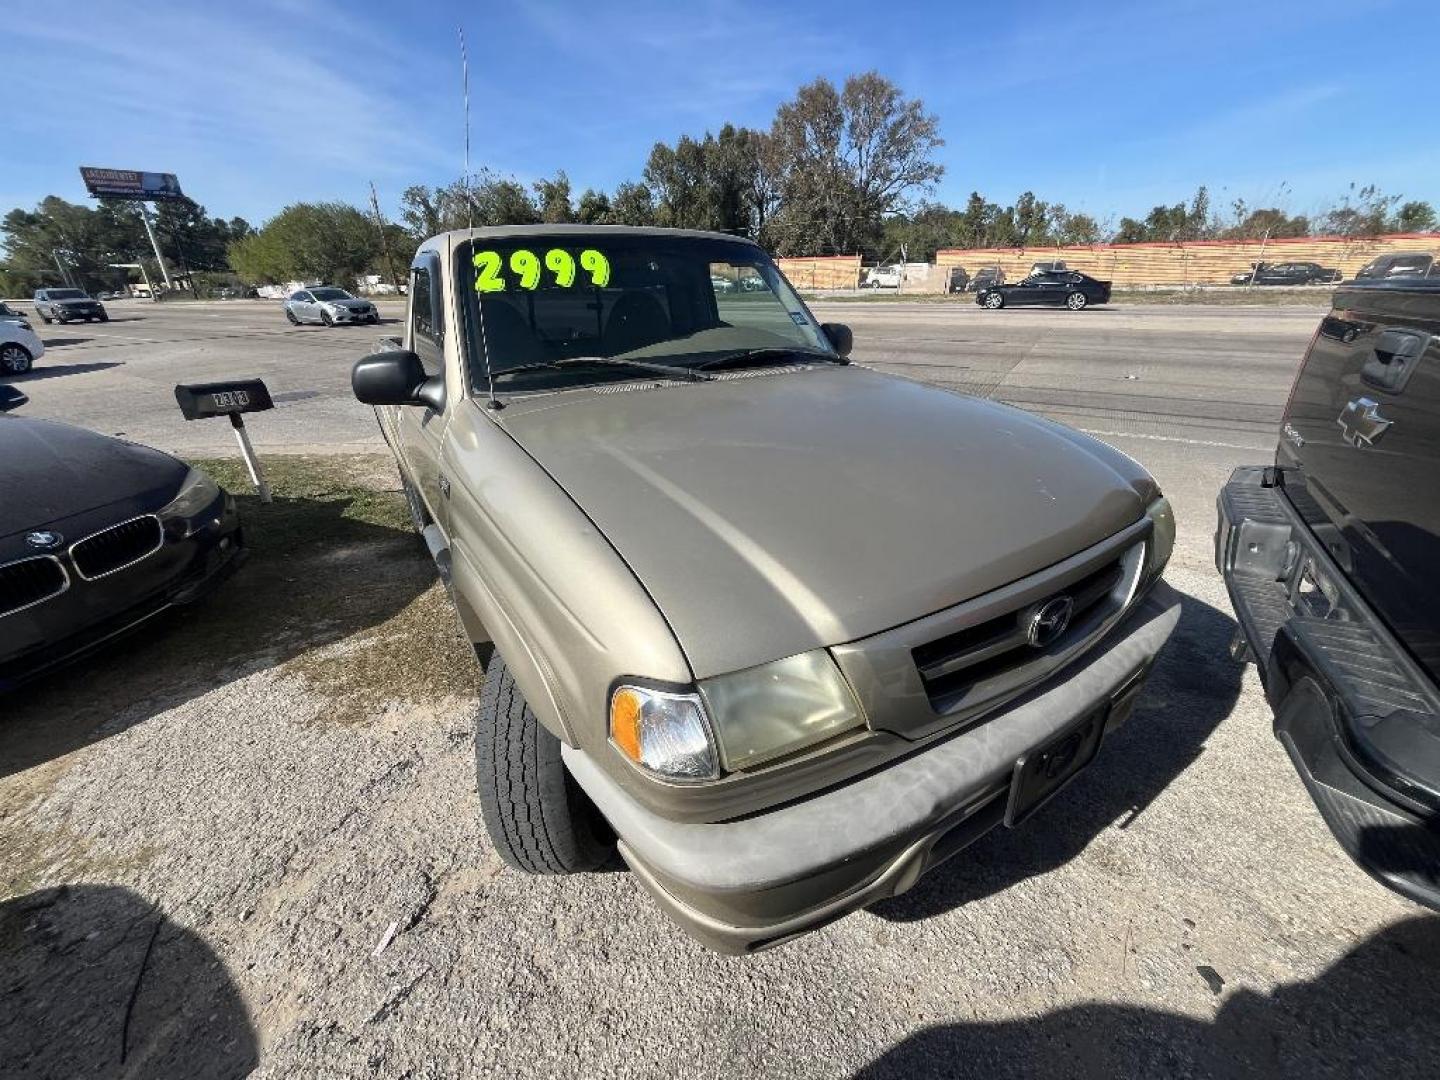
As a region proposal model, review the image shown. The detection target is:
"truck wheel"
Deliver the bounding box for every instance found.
[1,343,33,374]
[474,650,617,874]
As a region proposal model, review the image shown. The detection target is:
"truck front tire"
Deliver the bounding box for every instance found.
[474,650,617,874]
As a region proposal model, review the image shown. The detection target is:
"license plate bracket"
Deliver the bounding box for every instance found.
[1004,705,1107,827]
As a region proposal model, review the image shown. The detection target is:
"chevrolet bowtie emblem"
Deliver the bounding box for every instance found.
[1337,397,1392,448]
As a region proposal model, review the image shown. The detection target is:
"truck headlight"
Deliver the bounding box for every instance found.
[1145,495,1175,578]
[160,467,221,522]
[610,685,719,782]
[699,651,865,771]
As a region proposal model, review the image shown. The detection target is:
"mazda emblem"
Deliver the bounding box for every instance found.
[1027,595,1075,648]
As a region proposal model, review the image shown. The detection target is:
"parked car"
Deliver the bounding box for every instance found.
[33,288,108,324]
[283,286,379,326]
[351,225,1179,953]
[0,302,32,330]
[1,319,45,375]
[1353,252,1435,283]
[1217,278,1440,912]
[863,265,902,289]
[1231,261,1341,286]
[976,270,1112,311]
[945,266,970,293]
[969,266,1005,292]
[0,388,245,691]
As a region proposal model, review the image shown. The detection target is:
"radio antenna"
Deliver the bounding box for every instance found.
[459,25,501,410]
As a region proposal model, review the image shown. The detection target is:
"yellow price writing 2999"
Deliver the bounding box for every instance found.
[473,248,611,293]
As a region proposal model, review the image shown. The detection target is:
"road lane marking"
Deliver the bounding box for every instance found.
[1077,427,1272,451]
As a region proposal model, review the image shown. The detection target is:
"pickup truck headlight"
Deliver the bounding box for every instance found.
[610,685,719,782]
[699,650,865,771]
[159,467,221,521]
[1145,495,1175,578]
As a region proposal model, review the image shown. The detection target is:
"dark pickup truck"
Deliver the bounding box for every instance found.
[1216,280,1440,910]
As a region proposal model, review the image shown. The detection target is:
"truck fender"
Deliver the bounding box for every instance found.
[448,541,579,747]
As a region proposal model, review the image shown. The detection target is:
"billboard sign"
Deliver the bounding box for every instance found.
[79,167,185,202]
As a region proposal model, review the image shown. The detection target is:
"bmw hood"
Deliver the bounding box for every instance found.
[0,416,186,543]
[497,366,1156,678]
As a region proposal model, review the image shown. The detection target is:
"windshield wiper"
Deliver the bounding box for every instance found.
[692,347,842,372]
[492,356,710,382]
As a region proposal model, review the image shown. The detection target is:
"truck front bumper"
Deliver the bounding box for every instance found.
[564,581,1181,953]
[1216,467,1440,912]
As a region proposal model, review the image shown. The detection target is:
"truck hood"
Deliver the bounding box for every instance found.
[0,416,186,541]
[499,365,1152,678]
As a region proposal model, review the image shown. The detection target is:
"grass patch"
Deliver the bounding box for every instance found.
[187,454,475,722]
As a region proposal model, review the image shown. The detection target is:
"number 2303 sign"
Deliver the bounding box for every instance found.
[473,248,611,293]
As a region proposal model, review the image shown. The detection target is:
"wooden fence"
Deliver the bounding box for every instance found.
[933,232,1438,287]
[775,254,862,290]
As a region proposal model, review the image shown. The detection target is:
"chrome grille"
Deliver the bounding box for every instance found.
[0,555,68,617]
[69,516,163,580]
[912,544,1145,717]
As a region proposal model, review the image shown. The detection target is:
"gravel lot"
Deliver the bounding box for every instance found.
[4,298,1438,1079]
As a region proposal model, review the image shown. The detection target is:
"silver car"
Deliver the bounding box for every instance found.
[283,286,378,326]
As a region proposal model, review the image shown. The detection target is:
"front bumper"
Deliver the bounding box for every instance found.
[1216,467,1440,910]
[0,493,245,691]
[564,581,1181,953]
[329,307,378,323]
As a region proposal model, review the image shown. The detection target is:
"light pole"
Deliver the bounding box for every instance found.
[138,204,175,291]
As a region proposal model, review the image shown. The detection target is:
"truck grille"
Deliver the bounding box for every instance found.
[0,555,68,617]
[912,546,1144,716]
[70,516,163,580]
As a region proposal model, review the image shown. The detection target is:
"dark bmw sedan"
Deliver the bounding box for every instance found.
[976,270,1111,311]
[0,389,245,690]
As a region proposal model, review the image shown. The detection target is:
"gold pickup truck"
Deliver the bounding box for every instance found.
[352,225,1178,953]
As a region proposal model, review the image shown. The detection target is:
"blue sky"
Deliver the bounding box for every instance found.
[5,0,1437,231]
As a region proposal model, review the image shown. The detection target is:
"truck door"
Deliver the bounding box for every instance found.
[397,251,450,532]
[1279,287,1440,683]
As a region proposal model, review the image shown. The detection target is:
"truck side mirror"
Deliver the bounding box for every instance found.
[352,349,445,412]
[821,322,853,358]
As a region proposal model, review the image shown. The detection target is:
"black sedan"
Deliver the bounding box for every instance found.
[0,386,245,690]
[975,270,1111,311]
[1230,261,1341,286]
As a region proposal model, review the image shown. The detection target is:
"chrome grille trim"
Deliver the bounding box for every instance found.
[68,514,164,581]
[0,553,70,618]
[829,517,1153,742]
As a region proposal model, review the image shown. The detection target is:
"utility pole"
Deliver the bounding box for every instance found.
[369,181,402,290]
[139,203,175,291]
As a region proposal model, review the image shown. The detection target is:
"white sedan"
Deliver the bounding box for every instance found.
[1,320,44,376]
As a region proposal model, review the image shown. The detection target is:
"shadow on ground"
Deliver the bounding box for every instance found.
[9,361,124,381]
[869,592,1242,922]
[0,883,258,1079]
[0,456,461,780]
[855,912,1440,1079]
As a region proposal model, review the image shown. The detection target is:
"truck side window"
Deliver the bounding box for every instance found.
[411,266,443,375]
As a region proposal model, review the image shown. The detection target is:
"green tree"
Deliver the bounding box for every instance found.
[1394,200,1437,232]
[533,172,574,223]
[1319,184,1400,237]
[607,181,657,226]
[227,202,378,285]
[575,189,612,224]
[767,72,943,255]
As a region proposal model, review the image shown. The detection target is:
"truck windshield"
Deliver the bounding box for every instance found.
[456,233,834,393]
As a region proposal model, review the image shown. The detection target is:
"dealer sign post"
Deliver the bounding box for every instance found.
[174,380,276,504]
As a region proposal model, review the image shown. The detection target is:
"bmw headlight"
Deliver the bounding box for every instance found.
[1145,495,1175,579]
[699,650,865,771]
[160,467,221,522]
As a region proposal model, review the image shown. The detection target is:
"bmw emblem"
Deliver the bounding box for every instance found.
[25,530,64,551]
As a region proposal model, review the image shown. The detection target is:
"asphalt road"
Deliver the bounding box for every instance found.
[8,296,1439,1079]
